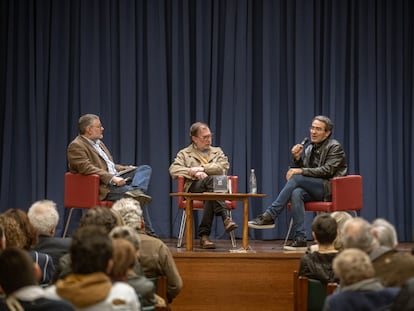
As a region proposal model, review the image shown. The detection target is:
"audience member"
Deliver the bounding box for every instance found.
[112,198,183,303]
[67,113,156,236]
[342,217,414,287]
[299,214,339,284]
[169,121,238,249]
[3,209,55,285]
[110,226,165,309]
[45,225,140,310]
[390,277,414,311]
[0,247,74,311]
[28,200,71,266]
[330,211,353,251]
[323,248,399,311]
[54,206,123,281]
[0,215,26,249]
[249,115,347,250]
[371,218,398,249]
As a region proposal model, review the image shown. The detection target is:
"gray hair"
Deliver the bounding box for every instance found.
[333,248,375,286]
[27,200,59,236]
[372,218,398,248]
[313,115,334,135]
[331,211,353,251]
[189,122,209,140]
[112,198,143,231]
[341,217,379,253]
[109,225,141,251]
[78,114,99,134]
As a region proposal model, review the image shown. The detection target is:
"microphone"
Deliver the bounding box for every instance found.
[300,137,309,146]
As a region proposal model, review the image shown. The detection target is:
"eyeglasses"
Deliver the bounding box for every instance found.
[91,125,103,129]
[309,126,325,132]
[197,134,212,140]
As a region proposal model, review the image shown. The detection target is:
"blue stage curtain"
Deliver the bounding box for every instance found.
[0,0,413,241]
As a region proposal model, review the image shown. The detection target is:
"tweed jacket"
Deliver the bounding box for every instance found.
[169,144,230,192]
[67,135,130,200]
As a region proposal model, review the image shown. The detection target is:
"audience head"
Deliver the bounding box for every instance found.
[109,225,141,252]
[112,198,144,232]
[0,247,40,295]
[333,248,375,286]
[372,218,398,249]
[79,206,121,233]
[109,238,137,280]
[70,225,113,274]
[0,214,28,249]
[27,200,59,236]
[4,209,39,249]
[330,211,353,251]
[311,213,337,245]
[342,217,378,253]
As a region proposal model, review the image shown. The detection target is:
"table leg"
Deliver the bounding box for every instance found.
[185,199,194,251]
[242,198,249,250]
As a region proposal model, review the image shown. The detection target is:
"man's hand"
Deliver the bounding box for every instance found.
[194,171,208,179]
[112,176,126,186]
[188,166,204,177]
[291,143,304,161]
[286,168,303,181]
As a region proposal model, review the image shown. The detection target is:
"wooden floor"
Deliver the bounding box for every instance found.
[163,238,413,311]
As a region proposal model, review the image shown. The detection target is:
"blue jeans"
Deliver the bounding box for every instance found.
[106,165,156,235]
[265,175,325,240]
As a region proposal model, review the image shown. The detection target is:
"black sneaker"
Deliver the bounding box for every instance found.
[248,213,275,229]
[283,238,307,251]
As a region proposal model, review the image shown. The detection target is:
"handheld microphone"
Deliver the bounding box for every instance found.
[300,137,309,146]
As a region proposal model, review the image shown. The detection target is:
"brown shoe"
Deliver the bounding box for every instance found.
[200,235,216,249]
[124,189,152,206]
[223,217,238,232]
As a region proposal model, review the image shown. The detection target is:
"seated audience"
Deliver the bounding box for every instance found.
[45,225,140,310]
[323,248,399,311]
[112,198,183,303]
[299,214,339,284]
[0,247,74,311]
[54,206,123,281]
[371,218,398,249]
[28,200,71,266]
[342,217,414,287]
[391,277,414,311]
[3,209,54,285]
[110,226,165,309]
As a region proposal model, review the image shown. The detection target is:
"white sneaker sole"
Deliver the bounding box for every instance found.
[248,222,275,229]
[283,245,307,251]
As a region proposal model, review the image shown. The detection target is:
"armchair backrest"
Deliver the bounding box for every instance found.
[331,175,363,212]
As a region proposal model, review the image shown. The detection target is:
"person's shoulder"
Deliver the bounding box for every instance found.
[209,146,224,153]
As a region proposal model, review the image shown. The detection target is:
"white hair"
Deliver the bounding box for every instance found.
[112,198,143,231]
[27,200,59,236]
[372,218,398,248]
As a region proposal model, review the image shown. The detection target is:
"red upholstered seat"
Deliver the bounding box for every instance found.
[63,172,113,237]
[285,175,363,244]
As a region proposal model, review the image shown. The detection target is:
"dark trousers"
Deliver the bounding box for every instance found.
[188,176,227,236]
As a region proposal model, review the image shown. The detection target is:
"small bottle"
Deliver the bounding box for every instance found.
[249,169,257,194]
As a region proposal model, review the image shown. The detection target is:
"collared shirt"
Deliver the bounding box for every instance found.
[84,136,117,175]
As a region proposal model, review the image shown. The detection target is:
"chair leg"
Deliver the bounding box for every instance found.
[284,218,293,246]
[62,208,75,238]
[228,210,237,248]
[177,210,187,248]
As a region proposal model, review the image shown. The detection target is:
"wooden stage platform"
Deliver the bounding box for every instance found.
[165,238,413,311]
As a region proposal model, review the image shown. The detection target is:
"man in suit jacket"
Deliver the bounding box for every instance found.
[67,113,156,235]
[27,200,71,267]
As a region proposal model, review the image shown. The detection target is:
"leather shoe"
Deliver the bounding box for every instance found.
[223,217,238,232]
[200,235,216,249]
[124,189,152,206]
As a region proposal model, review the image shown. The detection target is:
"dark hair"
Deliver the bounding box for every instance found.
[0,247,38,295]
[70,225,113,274]
[312,213,338,245]
[79,206,119,233]
[78,114,99,134]
[4,209,38,249]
